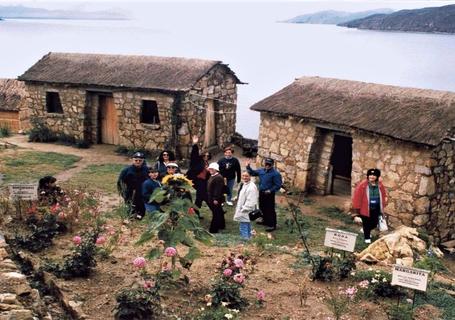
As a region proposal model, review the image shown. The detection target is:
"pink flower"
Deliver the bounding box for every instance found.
[143,280,155,289]
[358,280,369,289]
[133,257,146,269]
[96,236,106,245]
[223,269,233,277]
[72,236,82,245]
[50,203,60,214]
[58,211,67,219]
[164,247,177,257]
[233,273,245,284]
[257,290,266,301]
[233,258,244,268]
[344,287,358,299]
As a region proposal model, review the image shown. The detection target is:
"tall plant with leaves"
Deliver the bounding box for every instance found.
[137,174,212,271]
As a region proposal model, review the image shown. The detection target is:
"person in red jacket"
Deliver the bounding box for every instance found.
[352,168,387,244]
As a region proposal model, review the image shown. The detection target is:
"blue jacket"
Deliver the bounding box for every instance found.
[117,164,149,201]
[142,179,161,204]
[246,165,282,193]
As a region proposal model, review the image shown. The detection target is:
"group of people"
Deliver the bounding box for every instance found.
[116,136,283,240]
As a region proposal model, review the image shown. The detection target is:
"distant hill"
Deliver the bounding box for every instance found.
[339,4,455,34]
[283,9,393,25]
[0,5,128,20]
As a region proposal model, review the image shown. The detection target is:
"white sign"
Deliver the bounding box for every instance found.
[9,184,38,201]
[391,265,430,292]
[324,228,358,252]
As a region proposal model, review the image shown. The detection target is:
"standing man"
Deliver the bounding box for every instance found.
[207,162,226,233]
[218,146,241,206]
[352,168,387,244]
[246,158,282,232]
[117,152,149,219]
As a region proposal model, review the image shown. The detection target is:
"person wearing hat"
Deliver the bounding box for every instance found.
[217,146,241,206]
[352,168,388,244]
[207,162,226,233]
[154,150,177,181]
[246,157,282,232]
[117,152,149,219]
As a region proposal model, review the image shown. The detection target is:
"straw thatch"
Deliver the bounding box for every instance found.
[18,52,242,91]
[250,77,455,146]
[0,79,26,111]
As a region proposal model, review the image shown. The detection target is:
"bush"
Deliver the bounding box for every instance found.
[13,212,65,252]
[195,305,240,320]
[28,118,57,142]
[114,287,161,320]
[0,125,11,137]
[354,270,403,298]
[386,303,414,320]
[43,229,98,279]
[302,252,356,282]
[415,288,455,320]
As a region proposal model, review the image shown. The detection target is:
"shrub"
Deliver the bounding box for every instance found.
[43,229,99,279]
[195,305,240,320]
[28,118,57,142]
[13,212,64,252]
[0,125,11,137]
[324,289,350,320]
[386,303,414,320]
[302,252,356,282]
[354,270,403,298]
[114,286,161,320]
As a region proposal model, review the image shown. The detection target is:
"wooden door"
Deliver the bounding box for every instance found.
[99,96,119,145]
[204,99,216,147]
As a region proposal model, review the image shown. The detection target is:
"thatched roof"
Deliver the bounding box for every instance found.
[250,77,455,146]
[0,79,25,111]
[18,52,242,91]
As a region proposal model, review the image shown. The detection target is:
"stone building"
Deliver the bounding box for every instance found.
[0,79,28,132]
[18,52,242,156]
[250,77,455,243]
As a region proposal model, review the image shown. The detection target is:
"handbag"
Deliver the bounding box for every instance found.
[249,208,263,221]
[378,214,388,232]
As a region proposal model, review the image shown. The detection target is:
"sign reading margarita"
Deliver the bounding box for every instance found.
[391,265,430,292]
[9,184,38,201]
[324,228,358,252]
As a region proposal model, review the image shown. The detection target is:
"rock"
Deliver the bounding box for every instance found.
[0,294,17,305]
[0,249,8,260]
[395,257,414,267]
[5,309,34,320]
[413,214,429,226]
[356,226,426,264]
[418,176,436,196]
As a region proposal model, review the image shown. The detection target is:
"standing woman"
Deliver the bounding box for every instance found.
[207,162,226,234]
[186,136,211,216]
[155,150,176,181]
[233,171,258,240]
[352,168,388,244]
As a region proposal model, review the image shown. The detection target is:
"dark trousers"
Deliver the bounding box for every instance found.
[208,202,225,233]
[259,191,276,228]
[126,191,145,218]
[194,178,208,208]
[361,207,380,240]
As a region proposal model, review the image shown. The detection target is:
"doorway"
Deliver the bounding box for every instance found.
[204,99,216,148]
[328,134,352,195]
[98,95,119,145]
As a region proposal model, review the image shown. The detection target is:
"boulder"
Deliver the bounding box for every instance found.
[356,226,427,265]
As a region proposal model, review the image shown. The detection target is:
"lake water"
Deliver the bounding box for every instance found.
[1,1,455,139]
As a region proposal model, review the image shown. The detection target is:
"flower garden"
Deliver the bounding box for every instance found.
[0,146,454,320]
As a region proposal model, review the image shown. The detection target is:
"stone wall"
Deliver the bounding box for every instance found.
[182,65,238,156]
[25,83,86,140]
[351,133,434,228]
[256,112,449,234]
[113,91,174,151]
[428,136,455,243]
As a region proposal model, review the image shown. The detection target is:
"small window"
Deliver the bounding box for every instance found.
[46,92,63,113]
[141,100,160,124]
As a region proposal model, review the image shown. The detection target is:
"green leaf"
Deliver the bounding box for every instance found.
[135,229,154,246]
[193,228,213,245]
[149,189,168,204]
[146,211,169,232]
[158,229,171,244]
[146,247,162,260]
[184,246,200,261]
[179,215,198,230]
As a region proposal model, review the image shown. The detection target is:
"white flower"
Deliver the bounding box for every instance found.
[206,302,212,306]
[221,302,229,307]
[382,278,388,282]
[350,271,356,276]
[224,314,233,319]
[368,267,373,271]
[231,309,240,313]
[371,278,378,283]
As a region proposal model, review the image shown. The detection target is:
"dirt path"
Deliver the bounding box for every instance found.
[2,135,131,183]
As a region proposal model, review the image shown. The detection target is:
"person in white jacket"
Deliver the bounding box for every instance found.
[234,171,259,240]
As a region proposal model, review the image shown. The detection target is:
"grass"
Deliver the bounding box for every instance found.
[0,151,80,185]
[71,164,126,194]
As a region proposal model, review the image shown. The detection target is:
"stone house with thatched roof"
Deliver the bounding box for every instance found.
[18,52,242,156]
[0,79,29,132]
[251,76,455,243]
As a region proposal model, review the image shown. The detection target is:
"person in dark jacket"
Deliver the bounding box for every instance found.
[117,152,149,219]
[186,135,211,217]
[207,162,226,233]
[154,150,177,181]
[246,158,282,232]
[217,146,241,206]
[142,167,162,214]
[38,175,64,205]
